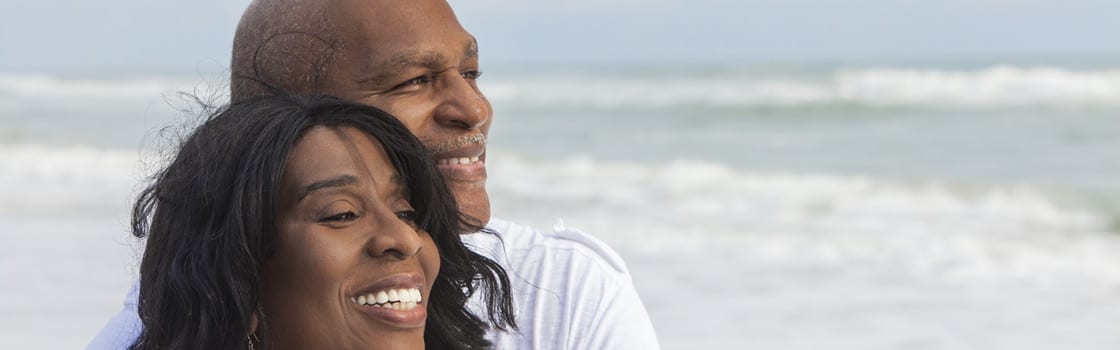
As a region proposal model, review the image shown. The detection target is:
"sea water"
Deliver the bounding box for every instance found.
[2,63,1119,349]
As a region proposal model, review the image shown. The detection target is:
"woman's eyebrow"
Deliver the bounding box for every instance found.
[298,175,359,200]
[390,174,409,200]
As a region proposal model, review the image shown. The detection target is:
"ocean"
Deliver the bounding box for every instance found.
[3,63,1119,349]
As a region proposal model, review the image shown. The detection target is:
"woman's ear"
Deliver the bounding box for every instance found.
[249,312,259,336]
[248,309,261,349]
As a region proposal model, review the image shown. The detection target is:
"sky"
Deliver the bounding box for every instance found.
[1,0,1118,73]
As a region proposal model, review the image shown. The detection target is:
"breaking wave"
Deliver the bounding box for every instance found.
[486,153,1120,290]
[0,74,214,99]
[482,66,1120,109]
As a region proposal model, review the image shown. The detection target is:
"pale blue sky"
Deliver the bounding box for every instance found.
[2,0,1117,73]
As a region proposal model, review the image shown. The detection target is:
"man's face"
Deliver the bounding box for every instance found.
[319,0,492,226]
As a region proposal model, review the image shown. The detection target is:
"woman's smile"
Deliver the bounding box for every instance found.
[348,273,428,328]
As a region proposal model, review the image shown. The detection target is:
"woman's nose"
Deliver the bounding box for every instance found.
[363,213,423,260]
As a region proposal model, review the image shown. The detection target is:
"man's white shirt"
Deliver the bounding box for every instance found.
[87,218,661,350]
[467,218,660,349]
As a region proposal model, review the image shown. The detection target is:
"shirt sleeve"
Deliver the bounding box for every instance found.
[580,272,662,350]
[505,220,662,350]
[559,232,661,350]
[85,281,141,350]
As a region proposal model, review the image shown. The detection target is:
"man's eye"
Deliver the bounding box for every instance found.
[461,68,483,79]
[461,70,483,80]
[392,75,433,90]
[320,211,358,222]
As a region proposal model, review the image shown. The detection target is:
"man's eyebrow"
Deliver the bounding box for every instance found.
[354,38,479,86]
[355,50,444,86]
[465,38,478,59]
[298,175,359,200]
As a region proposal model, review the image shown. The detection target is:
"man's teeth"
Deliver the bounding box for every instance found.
[351,288,423,310]
[437,156,480,166]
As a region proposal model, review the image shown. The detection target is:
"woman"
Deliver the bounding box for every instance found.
[129,95,514,349]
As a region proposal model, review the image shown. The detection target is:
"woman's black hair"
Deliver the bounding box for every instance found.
[129,94,515,350]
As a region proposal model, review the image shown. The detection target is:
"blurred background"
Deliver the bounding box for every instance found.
[3,0,1120,348]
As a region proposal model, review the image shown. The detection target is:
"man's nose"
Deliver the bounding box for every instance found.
[363,214,424,260]
[433,73,489,130]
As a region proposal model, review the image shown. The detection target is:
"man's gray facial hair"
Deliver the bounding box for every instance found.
[426,133,486,154]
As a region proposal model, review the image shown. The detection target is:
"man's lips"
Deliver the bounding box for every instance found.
[432,140,485,161]
[435,156,482,166]
[434,157,486,183]
[432,142,486,182]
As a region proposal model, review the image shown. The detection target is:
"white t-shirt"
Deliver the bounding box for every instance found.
[86,218,661,350]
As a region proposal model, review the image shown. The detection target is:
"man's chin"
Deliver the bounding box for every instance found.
[435,160,490,229]
[450,184,490,230]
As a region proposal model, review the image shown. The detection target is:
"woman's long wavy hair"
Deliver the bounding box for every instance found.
[129,94,515,350]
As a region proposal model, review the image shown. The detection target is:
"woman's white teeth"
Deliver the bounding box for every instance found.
[438,156,480,165]
[352,288,422,310]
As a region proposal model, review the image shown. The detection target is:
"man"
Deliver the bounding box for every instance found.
[88,0,660,348]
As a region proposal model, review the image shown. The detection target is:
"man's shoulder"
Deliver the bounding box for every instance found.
[467,217,631,277]
[469,218,660,349]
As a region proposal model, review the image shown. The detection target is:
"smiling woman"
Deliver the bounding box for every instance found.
[128,94,514,350]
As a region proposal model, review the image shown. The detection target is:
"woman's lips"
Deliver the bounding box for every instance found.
[352,299,427,328]
[350,275,427,328]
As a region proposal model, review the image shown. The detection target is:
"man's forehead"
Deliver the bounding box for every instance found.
[321,1,474,58]
[232,0,475,98]
[323,0,459,30]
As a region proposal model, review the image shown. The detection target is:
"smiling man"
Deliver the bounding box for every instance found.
[88,0,659,349]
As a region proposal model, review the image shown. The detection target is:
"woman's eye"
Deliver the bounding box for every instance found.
[395,210,418,223]
[320,211,358,222]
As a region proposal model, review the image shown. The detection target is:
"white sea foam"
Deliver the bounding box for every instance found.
[0,74,204,99]
[487,153,1120,290]
[484,153,1120,348]
[5,66,1119,108]
[834,66,1120,107]
[0,145,150,215]
[482,66,1120,109]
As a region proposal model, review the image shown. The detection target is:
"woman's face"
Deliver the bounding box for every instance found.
[261,126,439,349]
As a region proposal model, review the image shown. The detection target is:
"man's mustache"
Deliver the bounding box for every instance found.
[426,133,486,154]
